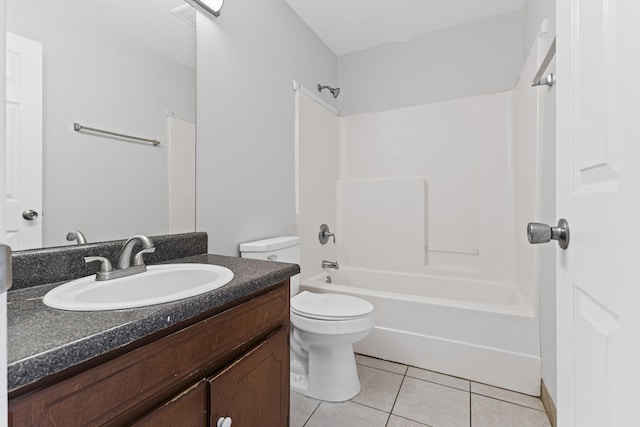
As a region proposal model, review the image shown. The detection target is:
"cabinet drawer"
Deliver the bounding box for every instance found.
[132,380,208,427]
[209,328,289,427]
[9,284,289,426]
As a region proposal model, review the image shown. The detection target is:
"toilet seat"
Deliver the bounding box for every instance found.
[291,291,374,321]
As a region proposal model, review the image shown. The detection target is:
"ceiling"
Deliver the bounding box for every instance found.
[55,0,195,68]
[285,0,526,56]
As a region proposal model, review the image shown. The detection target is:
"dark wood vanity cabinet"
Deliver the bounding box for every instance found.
[132,380,209,427]
[8,283,290,427]
[209,328,289,426]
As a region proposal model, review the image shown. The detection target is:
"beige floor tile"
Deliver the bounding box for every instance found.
[471,382,545,411]
[406,366,470,391]
[305,401,389,427]
[392,377,470,427]
[351,365,404,412]
[356,354,408,375]
[290,391,321,427]
[471,394,551,427]
[386,414,429,426]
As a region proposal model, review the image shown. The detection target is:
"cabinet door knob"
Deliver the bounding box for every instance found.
[217,416,232,427]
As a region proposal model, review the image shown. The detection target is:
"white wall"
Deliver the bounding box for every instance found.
[522,0,557,405]
[538,60,557,404]
[337,10,524,116]
[524,0,555,56]
[296,93,338,280]
[8,0,195,246]
[512,35,545,311]
[337,93,519,285]
[196,1,337,256]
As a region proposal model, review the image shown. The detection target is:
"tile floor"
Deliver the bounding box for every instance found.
[290,355,552,427]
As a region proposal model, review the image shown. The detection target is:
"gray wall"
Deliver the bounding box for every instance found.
[337,10,524,116]
[195,0,337,255]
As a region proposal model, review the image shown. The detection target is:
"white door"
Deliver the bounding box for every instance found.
[556,1,640,426]
[5,32,42,250]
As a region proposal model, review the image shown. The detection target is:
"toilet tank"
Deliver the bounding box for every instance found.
[239,236,300,295]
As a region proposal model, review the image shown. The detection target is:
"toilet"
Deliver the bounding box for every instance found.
[239,236,374,402]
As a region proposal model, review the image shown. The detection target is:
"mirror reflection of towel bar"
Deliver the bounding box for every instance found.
[73,123,161,146]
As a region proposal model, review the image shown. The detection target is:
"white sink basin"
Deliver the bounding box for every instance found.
[43,264,234,311]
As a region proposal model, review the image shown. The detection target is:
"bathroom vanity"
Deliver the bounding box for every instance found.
[7,236,298,426]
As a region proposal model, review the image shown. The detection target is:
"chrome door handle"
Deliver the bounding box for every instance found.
[527,219,570,249]
[22,209,39,220]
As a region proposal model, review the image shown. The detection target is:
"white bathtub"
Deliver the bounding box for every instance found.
[301,267,541,395]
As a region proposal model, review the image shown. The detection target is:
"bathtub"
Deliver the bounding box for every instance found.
[301,267,541,395]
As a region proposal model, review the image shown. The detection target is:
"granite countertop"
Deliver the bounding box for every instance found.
[8,254,299,393]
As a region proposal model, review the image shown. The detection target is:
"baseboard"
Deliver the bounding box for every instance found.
[355,326,541,395]
[540,379,557,427]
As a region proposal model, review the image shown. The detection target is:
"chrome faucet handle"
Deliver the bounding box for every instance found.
[133,247,156,266]
[319,224,336,245]
[84,256,113,273]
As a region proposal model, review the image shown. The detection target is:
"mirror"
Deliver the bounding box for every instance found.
[7,0,196,249]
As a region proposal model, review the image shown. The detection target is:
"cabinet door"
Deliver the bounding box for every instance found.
[209,328,289,427]
[132,380,208,427]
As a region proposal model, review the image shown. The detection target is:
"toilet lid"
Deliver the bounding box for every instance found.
[291,291,374,321]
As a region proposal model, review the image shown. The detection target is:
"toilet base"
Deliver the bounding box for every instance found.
[290,343,361,402]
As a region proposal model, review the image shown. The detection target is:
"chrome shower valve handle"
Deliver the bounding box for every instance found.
[319,224,336,245]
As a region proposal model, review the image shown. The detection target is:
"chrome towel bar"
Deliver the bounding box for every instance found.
[74,123,160,146]
[531,37,556,88]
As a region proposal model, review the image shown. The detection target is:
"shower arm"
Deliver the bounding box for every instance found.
[317,84,340,98]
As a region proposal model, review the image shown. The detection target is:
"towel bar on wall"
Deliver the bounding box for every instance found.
[531,38,556,88]
[74,123,161,146]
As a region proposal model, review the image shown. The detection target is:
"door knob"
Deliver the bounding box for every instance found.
[22,210,39,220]
[527,218,570,249]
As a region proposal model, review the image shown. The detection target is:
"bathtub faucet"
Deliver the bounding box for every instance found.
[322,260,339,270]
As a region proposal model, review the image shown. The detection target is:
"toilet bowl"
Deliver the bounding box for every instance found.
[239,236,375,402]
[290,291,374,401]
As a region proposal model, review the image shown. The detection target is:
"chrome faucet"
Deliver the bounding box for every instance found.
[322,260,339,269]
[66,229,87,245]
[118,235,155,269]
[84,235,155,281]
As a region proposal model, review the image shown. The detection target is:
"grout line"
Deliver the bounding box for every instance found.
[469,386,473,426]
[388,413,434,427]
[471,392,546,412]
[357,360,471,395]
[302,400,322,427]
[357,363,407,378]
[356,361,409,376]
[387,371,407,423]
[357,365,408,376]
[404,363,470,382]
[351,400,392,415]
[404,374,471,394]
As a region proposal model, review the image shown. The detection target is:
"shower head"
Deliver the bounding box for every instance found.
[318,84,340,98]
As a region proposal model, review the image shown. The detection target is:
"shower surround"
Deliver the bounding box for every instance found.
[295,37,546,395]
